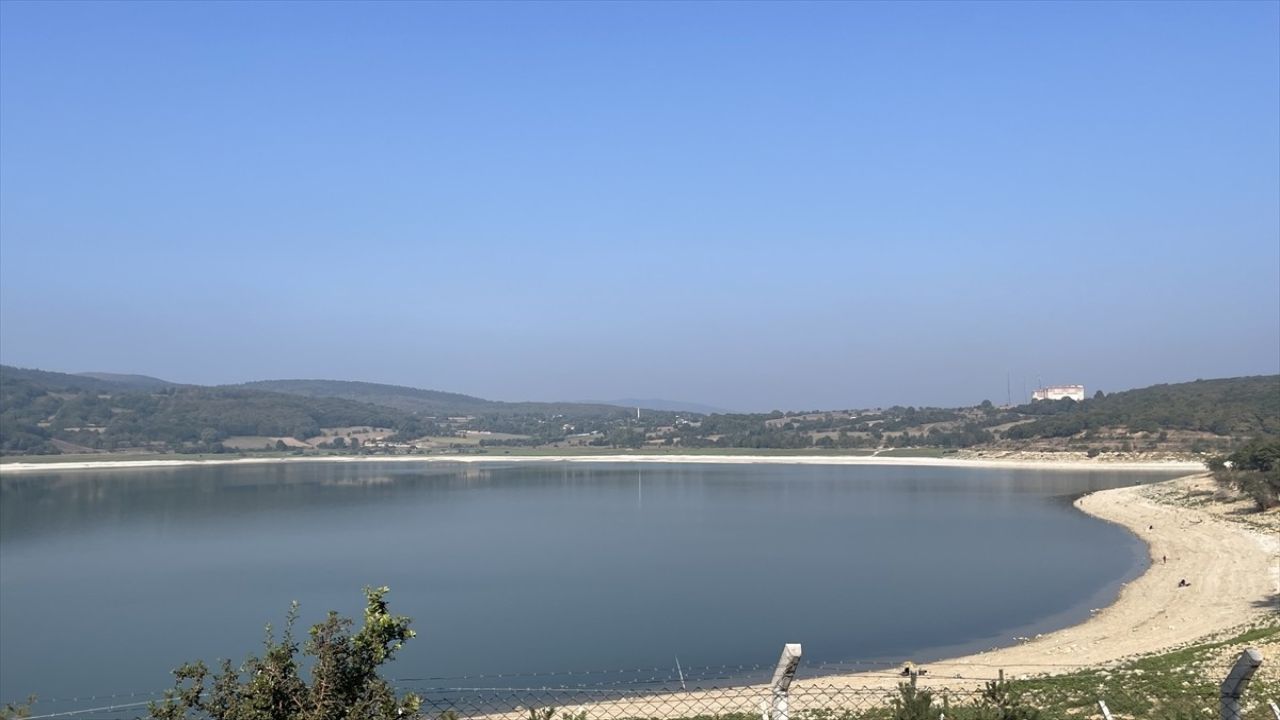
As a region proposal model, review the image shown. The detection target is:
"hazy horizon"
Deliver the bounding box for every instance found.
[2,1,1277,412]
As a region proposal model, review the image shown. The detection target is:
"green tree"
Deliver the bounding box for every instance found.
[1211,436,1280,510]
[977,679,1042,720]
[149,587,421,720]
[890,683,934,720]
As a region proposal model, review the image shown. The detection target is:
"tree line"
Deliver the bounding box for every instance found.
[4,366,1275,457]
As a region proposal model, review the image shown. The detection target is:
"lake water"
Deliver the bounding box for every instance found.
[0,460,1186,708]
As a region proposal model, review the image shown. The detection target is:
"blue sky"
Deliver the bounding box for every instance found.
[1,1,1277,411]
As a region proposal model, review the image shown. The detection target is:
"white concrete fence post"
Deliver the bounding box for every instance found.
[1220,648,1263,720]
[763,644,802,720]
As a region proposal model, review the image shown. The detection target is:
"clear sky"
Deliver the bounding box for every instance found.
[1,1,1277,411]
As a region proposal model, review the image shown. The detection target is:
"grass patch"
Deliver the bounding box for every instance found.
[548,625,1280,720]
[995,624,1280,718]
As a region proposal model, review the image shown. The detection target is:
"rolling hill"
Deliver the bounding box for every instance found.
[76,372,176,390]
[237,379,636,418]
[2,364,1275,457]
[0,366,419,455]
[603,398,734,414]
[1004,375,1280,440]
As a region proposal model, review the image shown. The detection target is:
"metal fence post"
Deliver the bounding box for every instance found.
[765,644,802,720]
[1221,648,1263,720]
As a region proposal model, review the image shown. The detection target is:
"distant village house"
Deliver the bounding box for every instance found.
[1032,384,1085,401]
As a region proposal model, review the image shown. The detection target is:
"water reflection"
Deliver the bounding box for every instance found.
[0,461,1184,707]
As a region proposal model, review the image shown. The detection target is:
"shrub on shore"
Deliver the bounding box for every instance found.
[148,587,420,720]
[1210,436,1280,510]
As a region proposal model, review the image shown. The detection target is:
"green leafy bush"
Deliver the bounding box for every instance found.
[148,587,420,720]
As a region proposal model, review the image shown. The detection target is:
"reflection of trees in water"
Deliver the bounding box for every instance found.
[0,463,501,544]
[0,463,1182,547]
[1,461,1179,699]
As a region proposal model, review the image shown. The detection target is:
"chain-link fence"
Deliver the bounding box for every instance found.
[407,679,1276,720]
[9,647,1275,720]
[401,646,1274,720]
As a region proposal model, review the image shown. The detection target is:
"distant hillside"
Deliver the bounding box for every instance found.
[76,371,176,390]
[1005,375,1280,440]
[605,398,733,414]
[3,364,1274,457]
[2,366,138,393]
[0,366,419,455]
[239,379,636,418]
[238,379,488,415]
[0,367,687,457]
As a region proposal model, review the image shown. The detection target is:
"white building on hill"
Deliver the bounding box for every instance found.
[1032,384,1086,402]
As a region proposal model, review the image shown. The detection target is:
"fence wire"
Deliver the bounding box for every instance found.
[405,679,1276,720]
[11,651,1276,720]
[11,680,1277,720]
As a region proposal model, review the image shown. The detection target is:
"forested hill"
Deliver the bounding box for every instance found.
[238,379,636,418]
[1005,375,1280,440]
[76,372,176,390]
[0,367,651,456]
[2,366,156,394]
[2,365,1275,457]
[0,366,419,455]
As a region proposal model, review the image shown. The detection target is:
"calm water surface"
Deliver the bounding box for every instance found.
[0,461,1185,706]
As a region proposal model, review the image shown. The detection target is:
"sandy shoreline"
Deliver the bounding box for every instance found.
[6,458,1268,687]
[0,452,1205,474]
[823,472,1279,686]
[617,473,1272,695]
[529,472,1278,718]
[1,456,1271,714]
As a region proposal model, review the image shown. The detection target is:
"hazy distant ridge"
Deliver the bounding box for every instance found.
[1006,375,1279,439]
[238,379,492,415]
[2,364,1275,458]
[602,398,734,414]
[3,366,146,393]
[238,379,637,418]
[76,372,176,390]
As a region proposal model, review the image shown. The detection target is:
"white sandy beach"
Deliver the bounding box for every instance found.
[569,472,1272,693]
[0,452,1206,474]
[834,472,1279,684]
[519,472,1279,719]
